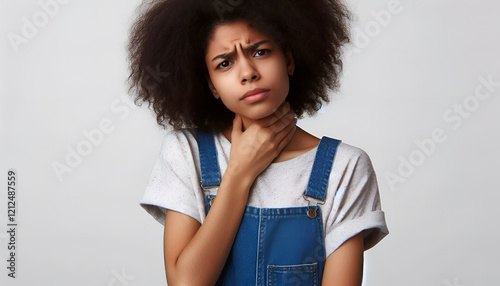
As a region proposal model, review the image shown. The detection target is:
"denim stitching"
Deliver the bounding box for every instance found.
[305,137,340,201]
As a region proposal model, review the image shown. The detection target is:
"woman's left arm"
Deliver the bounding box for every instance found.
[321,232,364,286]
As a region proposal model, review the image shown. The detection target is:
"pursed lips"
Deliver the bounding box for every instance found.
[240,88,270,100]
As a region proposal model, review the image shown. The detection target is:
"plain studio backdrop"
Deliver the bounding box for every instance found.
[1,0,499,285]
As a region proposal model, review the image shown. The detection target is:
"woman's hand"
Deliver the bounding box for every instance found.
[227,101,297,181]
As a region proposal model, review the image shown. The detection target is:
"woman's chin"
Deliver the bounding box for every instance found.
[239,111,275,122]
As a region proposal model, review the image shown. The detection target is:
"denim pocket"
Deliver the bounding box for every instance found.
[267,263,318,286]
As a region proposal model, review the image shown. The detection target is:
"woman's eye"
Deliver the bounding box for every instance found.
[254,49,269,57]
[217,60,231,69]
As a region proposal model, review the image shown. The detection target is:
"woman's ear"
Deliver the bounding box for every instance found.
[285,49,295,76]
[206,76,219,99]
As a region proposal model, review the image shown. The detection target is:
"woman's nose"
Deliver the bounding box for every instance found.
[239,59,260,83]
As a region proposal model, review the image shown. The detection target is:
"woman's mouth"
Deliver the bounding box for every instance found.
[240,88,270,103]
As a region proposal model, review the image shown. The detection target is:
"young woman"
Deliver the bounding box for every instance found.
[128,0,389,285]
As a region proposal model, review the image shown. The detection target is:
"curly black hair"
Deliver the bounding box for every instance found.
[128,0,352,132]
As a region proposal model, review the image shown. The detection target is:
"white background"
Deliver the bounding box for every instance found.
[1,0,499,285]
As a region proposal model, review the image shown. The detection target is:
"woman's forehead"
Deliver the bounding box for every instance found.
[205,21,273,56]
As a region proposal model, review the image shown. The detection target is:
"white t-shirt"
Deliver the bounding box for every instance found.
[140,129,389,257]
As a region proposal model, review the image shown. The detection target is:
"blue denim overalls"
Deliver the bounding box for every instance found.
[194,130,341,286]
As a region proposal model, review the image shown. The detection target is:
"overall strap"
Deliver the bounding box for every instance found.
[193,129,221,188]
[304,137,341,201]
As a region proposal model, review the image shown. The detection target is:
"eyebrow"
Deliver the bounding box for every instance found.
[211,40,270,62]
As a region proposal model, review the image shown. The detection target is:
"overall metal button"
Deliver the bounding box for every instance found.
[307,208,317,218]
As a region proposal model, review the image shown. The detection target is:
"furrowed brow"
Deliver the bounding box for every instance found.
[211,51,235,62]
[211,40,270,62]
[243,40,270,52]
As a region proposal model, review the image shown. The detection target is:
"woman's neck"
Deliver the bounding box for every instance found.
[240,116,254,131]
[221,122,320,163]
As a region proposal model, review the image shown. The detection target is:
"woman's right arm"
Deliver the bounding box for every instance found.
[163,103,296,286]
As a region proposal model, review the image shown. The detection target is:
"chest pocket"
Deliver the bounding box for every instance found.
[267,263,319,286]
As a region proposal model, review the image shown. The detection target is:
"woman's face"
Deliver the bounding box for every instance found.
[205,21,294,122]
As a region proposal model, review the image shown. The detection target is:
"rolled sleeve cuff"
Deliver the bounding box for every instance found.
[140,201,202,226]
[325,210,389,257]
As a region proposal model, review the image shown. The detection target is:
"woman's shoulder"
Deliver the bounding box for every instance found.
[159,128,198,158]
[328,138,376,175]
[161,128,195,141]
[335,140,371,160]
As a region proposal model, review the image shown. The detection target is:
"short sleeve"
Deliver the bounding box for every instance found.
[324,146,389,256]
[139,129,205,225]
